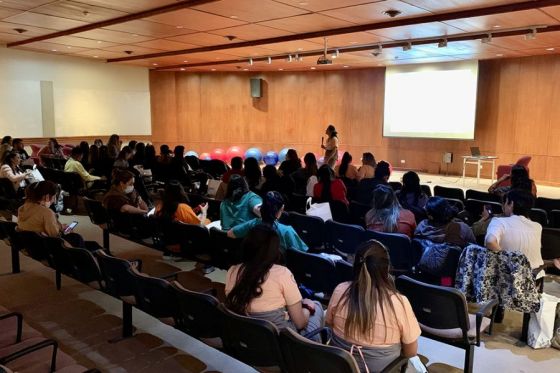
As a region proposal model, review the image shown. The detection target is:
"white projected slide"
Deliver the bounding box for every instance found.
[383,60,479,139]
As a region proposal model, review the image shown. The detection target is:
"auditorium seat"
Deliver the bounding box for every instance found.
[363,230,414,273]
[325,221,365,259]
[434,186,465,201]
[285,249,337,302]
[288,212,326,251]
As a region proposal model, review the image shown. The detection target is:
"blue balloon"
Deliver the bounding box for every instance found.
[245,147,263,162]
[263,151,279,166]
[185,150,199,158]
[278,147,290,163]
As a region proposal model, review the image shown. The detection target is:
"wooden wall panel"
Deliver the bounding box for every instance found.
[149,55,560,186]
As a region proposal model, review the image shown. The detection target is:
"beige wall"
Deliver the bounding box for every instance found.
[0,47,151,138]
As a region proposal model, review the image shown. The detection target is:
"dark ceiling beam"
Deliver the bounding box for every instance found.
[6,0,220,48]
[154,25,560,70]
[108,0,560,63]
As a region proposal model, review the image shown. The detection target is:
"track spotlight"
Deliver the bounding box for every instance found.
[248,58,253,66]
[332,49,340,59]
[481,33,492,43]
[402,42,412,51]
[286,54,293,62]
[267,57,272,64]
[438,38,448,48]
[371,44,383,57]
[524,28,537,40]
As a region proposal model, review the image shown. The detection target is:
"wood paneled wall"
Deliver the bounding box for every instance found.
[150,55,560,186]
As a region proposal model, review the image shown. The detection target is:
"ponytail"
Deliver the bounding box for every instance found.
[260,191,284,225]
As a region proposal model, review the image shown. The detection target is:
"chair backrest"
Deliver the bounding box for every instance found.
[335,259,354,285]
[289,212,326,249]
[209,227,243,269]
[396,276,470,342]
[83,197,108,226]
[536,197,560,213]
[529,208,548,227]
[515,156,532,168]
[17,231,53,265]
[465,189,501,203]
[173,282,223,339]
[420,184,432,197]
[464,199,503,220]
[348,201,369,227]
[202,159,228,178]
[330,200,350,223]
[184,155,200,170]
[286,193,308,214]
[203,197,222,221]
[444,198,465,213]
[95,252,136,297]
[64,248,103,287]
[549,210,560,228]
[363,230,414,272]
[388,181,403,192]
[325,220,365,257]
[285,248,337,295]
[176,222,212,261]
[128,269,178,319]
[0,178,16,199]
[434,186,465,201]
[220,306,285,370]
[279,328,360,373]
[541,228,560,260]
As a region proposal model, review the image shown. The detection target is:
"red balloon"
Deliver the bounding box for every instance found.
[226,146,245,162]
[211,148,226,161]
[199,152,211,160]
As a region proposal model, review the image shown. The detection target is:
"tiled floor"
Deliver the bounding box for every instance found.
[1,172,559,372]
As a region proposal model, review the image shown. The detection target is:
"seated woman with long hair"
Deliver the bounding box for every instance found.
[228,191,308,253]
[489,164,537,198]
[356,152,376,181]
[326,240,420,372]
[156,180,208,225]
[334,152,359,181]
[225,224,324,340]
[396,171,428,223]
[415,196,475,248]
[291,152,318,196]
[220,174,262,231]
[279,149,302,177]
[313,164,349,206]
[365,184,416,238]
[243,157,264,192]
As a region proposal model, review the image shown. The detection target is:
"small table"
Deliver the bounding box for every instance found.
[462,156,498,184]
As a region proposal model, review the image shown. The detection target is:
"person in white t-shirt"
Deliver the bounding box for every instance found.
[485,189,543,270]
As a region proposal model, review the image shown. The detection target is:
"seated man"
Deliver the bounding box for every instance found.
[64,147,106,188]
[356,160,391,205]
[485,189,543,270]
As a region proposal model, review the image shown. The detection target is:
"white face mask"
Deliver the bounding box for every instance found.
[124,185,134,194]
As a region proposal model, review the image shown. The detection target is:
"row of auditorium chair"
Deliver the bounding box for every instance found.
[0,304,99,373]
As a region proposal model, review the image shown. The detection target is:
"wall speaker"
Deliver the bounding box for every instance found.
[443,152,453,164]
[250,78,262,98]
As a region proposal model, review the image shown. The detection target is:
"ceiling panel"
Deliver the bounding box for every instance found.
[167,31,242,46]
[71,48,125,59]
[259,40,324,53]
[145,8,247,30]
[320,0,431,24]
[102,44,164,55]
[192,0,309,22]
[0,21,55,37]
[20,40,89,54]
[258,13,355,33]
[74,0,178,13]
[371,22,465,40]
[31,1,126,22]
[489,31,560,51]
[3,11,87,30]
[103,19,195,38]
[305,31,389,47]
[272,0,387,13]
[0,0,55,11]
[74,28,153,44]
[217,45,282,58]
[0,6,20,19]
[443,10,559,32]
[48,35,119,48]
[134,38,199,51]
[541,6,560,22]
[0,31,29,43]
[400,0,531,13]
[210,24,294,40]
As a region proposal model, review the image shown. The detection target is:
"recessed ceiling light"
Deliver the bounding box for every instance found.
[132,34,138,37]
[13,28,27,34]
[278,68,284,71]
[493,25,501,28]
[343,65,349,68]
[297,47,304,51]
[496,53,504,57]
[215,57,220,60]
[180,68,185,71]
[299,2,308,5]
[152,63,158,66]
[350,41,358,44]
[546,47,555,51]
[243,68,248,71]
[383,9,402,18]
[93,55,99,58]
[310,67,316,70]
[51,49,57,52]
[66,46,72,49]
[211,68,216,71]
[97,40,102,43]
[230,15,238,19]
[176,25,184,29]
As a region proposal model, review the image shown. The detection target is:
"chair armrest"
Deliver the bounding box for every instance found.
[0,312,23,343]
[303,327,332,344]
[380,355,409,373]
[475,298,499,343]
[0,339,58,372]
[130,259,143,272]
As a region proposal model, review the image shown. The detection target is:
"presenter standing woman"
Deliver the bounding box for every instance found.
[322,124,339,168]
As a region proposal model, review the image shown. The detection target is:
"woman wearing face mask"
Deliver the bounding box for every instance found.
[102,169,148,215]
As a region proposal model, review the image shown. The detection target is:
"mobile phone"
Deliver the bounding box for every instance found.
[64,221,78,234]
[147,207,156,217]
[484,204,493,216]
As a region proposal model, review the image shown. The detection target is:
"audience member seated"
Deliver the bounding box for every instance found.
[220,175,262,231]
[356,160,390,205]
[64,147,105,188]
[313,164,349,206]
[0,136,12,162]
[326,240,420,372]
[107,134,121,159]
[143,144,158,171]
[168,146,190,184]
[113,146,133,169]
[12,138,29,161]
[485,189,543,270]
[228,191,308,253]
[397,171,428,222]
[356,152,376,181]
[415,197,475,248]
[488,164,537,198]
[38,138,65,159]
[261,165,294,199]
[131,142,146,167]
[0,152,30,196]
[88,144,99,170]
[78,141,90,169]
[92,145,113,180]
[225,224,323,340]
[279,149,302,177]
[158,144,173,164]
[365,184,416,237]
[94,138,103,147]
[334,152,359,181]
[291,152,318,197]
[222,156,244,183]
[103,169,148,215]
[243,157,264,192]
[128,140,137,152]
[156,180,209,225]
[17,181,96,250]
